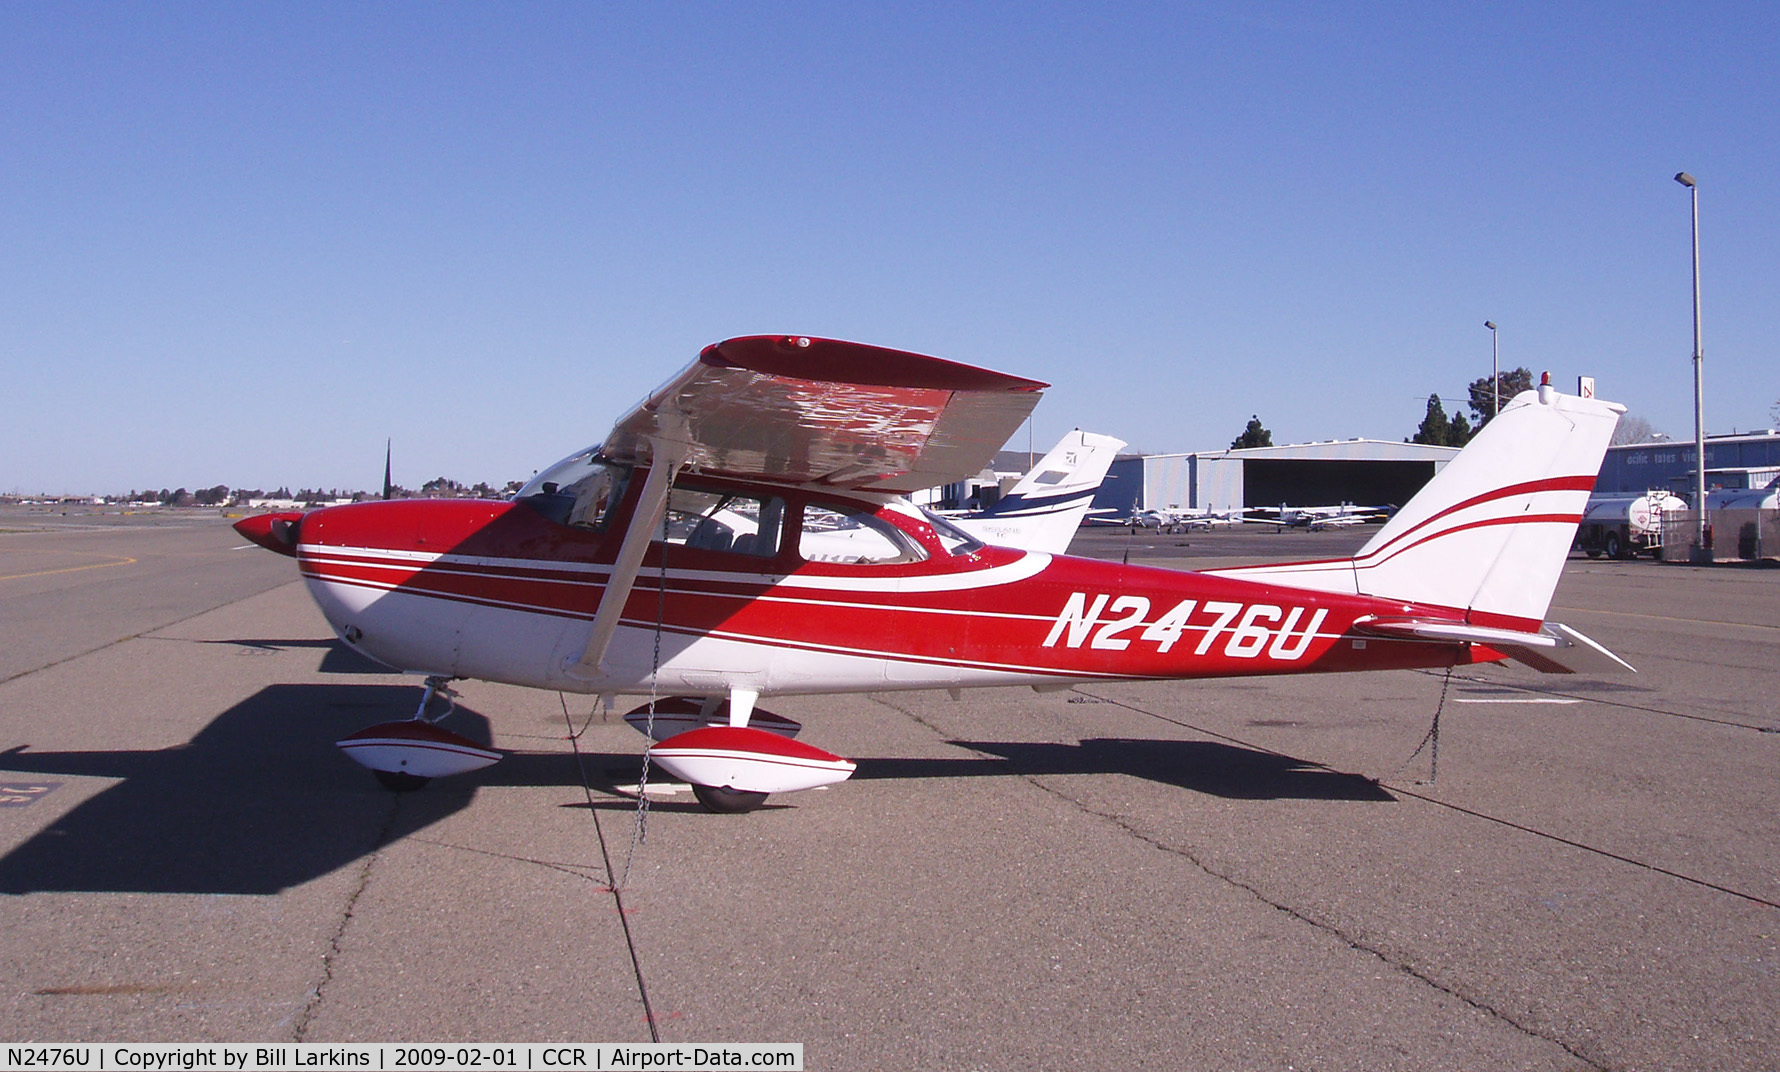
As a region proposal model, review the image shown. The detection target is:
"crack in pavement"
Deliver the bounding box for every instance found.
[870,693,1611,1072]
[291,793,404,1042]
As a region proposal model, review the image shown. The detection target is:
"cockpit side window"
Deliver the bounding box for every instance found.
[565,463,628,529]
[799,503,927,565]
[657,486,784,558]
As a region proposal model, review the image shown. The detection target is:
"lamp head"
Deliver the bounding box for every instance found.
[1675,172,1696,188]
[1484,321,1496,330]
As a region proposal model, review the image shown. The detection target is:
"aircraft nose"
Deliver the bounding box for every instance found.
[234,511,304,556]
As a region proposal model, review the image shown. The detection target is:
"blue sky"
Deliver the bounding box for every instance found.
[4,2,1776,495]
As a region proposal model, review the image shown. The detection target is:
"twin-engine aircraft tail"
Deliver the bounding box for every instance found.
[1209,377,1631,673]
[949,429,1126,554]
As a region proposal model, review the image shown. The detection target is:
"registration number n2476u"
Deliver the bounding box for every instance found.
[1041,593,1330,660]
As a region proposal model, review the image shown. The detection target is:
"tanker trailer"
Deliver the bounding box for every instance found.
[1575,491,1686,559]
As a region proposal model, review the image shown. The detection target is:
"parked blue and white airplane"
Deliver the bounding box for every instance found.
[940,429,1125,554]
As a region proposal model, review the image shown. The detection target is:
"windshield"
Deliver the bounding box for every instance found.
[516,450,631,530]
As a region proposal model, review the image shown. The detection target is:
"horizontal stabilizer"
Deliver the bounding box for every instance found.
[1507,622,1638,675]
[1354,617,1635,675]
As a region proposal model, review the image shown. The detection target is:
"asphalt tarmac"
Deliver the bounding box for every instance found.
[2,506,1776,1070]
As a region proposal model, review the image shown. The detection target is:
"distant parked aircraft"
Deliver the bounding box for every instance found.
[1090,505,1244,533]
[1243,503,1390,531]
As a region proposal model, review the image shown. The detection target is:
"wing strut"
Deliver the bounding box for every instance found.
[568,435,688,678]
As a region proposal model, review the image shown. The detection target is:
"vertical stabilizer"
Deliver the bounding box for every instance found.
[1209,379,1622,629]
[950,430,1126,553]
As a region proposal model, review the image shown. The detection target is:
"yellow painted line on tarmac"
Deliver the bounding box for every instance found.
[0,554,138,581]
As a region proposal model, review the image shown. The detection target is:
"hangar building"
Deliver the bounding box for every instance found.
[1594,430,1780,499]
[1096,439,1461,515]
[1090,429,1780,519]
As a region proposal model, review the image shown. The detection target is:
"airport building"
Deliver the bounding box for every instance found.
[1096,439,1461,515]
[1093,430,1780,554]
[1594,430,1780,498]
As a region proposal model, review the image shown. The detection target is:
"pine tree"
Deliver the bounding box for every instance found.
[1468,368,1535,428]
[1412,395,1450,446]
[1230,415,1273,450]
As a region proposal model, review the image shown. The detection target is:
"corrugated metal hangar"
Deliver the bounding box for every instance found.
[1096,440,1461,514]
[1087,429,1780,518]
[1594,430,1780,497]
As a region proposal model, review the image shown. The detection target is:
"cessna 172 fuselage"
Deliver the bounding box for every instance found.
[236,335,1630,811]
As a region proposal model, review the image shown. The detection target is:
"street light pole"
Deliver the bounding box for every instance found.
[1484,321,1498,421]
[1675,171,1707,558]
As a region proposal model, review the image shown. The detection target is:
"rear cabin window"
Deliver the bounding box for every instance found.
[799,503,926,565]
[920,508,986,556]
[658,487,784,558]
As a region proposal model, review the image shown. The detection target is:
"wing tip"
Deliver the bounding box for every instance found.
[702,335,1049,393]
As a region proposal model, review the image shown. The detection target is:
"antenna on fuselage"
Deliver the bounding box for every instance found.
[383,440,393,501]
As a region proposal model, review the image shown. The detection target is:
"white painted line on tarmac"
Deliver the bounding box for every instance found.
[1454,697,1582,705]
[616,781,693,797]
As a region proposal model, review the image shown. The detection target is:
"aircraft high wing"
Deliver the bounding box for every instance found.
[233,343,1630,812]
[596,334,1045,491]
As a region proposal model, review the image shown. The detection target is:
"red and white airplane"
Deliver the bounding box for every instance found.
[236,335,1631,812]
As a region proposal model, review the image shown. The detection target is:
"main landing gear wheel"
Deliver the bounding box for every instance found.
[374,769,432,792]
[692,784,770,813]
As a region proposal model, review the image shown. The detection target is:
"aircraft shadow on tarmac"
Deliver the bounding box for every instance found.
[0,684,1389,894]
[480,736,1393,805]
[202,638,393,675]
[855,739,1395,802]
[0,684,481,896]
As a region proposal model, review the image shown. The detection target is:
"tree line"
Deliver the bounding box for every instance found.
[1407,368,1535,446]
[110,477,527,507]
[1233,367,1665,452]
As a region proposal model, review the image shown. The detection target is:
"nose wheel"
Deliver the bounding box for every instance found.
[374,769,433,792]
[335,676,502,791]
[691,784,770,813]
